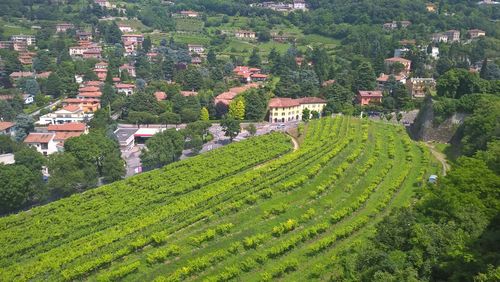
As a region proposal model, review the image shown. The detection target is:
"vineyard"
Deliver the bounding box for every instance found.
[0,117,437,281]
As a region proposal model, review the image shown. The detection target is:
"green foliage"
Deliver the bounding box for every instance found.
[228,97,245,120]
[200,107,209,121]
[0,164,39,214]
[140,129,185,170]
[221,116,241,141]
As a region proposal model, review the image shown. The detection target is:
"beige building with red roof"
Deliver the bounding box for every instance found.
[357,91,383,106]
[24,133,58,156]
[214,83,260,106]
[0,121,15,136]
[268,97,327,123]
[384,57,412,75]
[115,83,135,96]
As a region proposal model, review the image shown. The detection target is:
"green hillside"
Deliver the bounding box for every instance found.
[0,117,437,281]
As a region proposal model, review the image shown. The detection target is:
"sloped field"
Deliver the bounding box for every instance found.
[0,117,434,281]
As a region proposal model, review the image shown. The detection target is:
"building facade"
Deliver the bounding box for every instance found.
[268,97,326,123]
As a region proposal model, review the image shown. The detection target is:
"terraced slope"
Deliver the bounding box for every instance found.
[0,117,435,282]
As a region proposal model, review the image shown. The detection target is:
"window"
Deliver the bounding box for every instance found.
[41,143,48,150]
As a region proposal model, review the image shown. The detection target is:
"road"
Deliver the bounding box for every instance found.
[426,143,450,176]
[121,121,300,177]
[29,99,62,117]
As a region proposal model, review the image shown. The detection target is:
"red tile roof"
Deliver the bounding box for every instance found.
[269,98,300,108]
[24,133,54,143]
[78,92,102,98]
[63,98,100,103]
[251,73,268,78]
[84,81,102,86]
[79,86,100,92]
[384,57,411,64]
[47,123,86,132]
[296,97,327,104]
[115,83,135,89]
[54,131,83,141]
[61,105,82,112]
[154,91,167,101]
[358,91,383,97]
[180,91,198,97]
[0,121,15,131]
[377,74,405,82]
[268,97,327,108]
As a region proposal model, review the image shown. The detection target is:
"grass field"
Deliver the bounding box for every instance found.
[0,117,437,281]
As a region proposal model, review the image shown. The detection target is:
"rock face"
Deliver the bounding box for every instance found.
[410,97,467,142]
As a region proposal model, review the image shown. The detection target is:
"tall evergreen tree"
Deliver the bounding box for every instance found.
[248,48,261,68]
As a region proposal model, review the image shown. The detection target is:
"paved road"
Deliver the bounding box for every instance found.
[29,99,62,117]
[122,121,301,177]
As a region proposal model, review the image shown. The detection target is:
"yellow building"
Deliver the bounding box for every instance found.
[268,97,327,123]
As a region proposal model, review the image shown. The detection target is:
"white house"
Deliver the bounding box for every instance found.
[293,0,307,10]
[10,35,36,46]
[188,44,205,54]
[23,133,58,156]
[118,24,134,33]
[38,105,92,125]
[115,83,136,96]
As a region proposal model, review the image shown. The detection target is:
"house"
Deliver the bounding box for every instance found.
[82,50,102,59]
[235,30,256,39]
[426,3,437,12]
[77,86,102,100]
[357,91,383,106]
[430,46,440,59]
[191,57,202,65]
[23,133,58,156]
[83,80,103,87]
[122,34,144,44]
[12,41,27,52]
[432,33,448,43]
[18,52,35,65]
[119,63,136,78]
[118,24,134,33]
[384,57,412,75]
[94,0,111,8]
[407,78,436,99]
[468,29,486,39]
[36,71,51,79]
[62,98,101,112]
[188,44,205,54]
[114,128,138,151]
[115,83,135,96]
[0,122,15,136]
[293,0,307,11]
[377,74,407,89]
[394,48,409,58]
[233,66,266,83]
[179,10,200,18]
[9,71,35,81]
[445,30,460,42]
[10,35,36,46]
[47,122,87,133]
[19,52,35,64]
[180,91,198,97]
[214,83,260,106]
[76,31,93,41]
[77,91,102,99]
[154,91,167,101]
[0,41,13,50]
[383,21,411,30]
[38,105,92,125]
[56,23,75,33]
[94,61,108,81]
[0,153,15,165]
[23,94,34,105]
[268,97,327,123]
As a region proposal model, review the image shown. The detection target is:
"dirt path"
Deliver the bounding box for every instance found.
[426,143,450,176]
[287,133,300,151]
